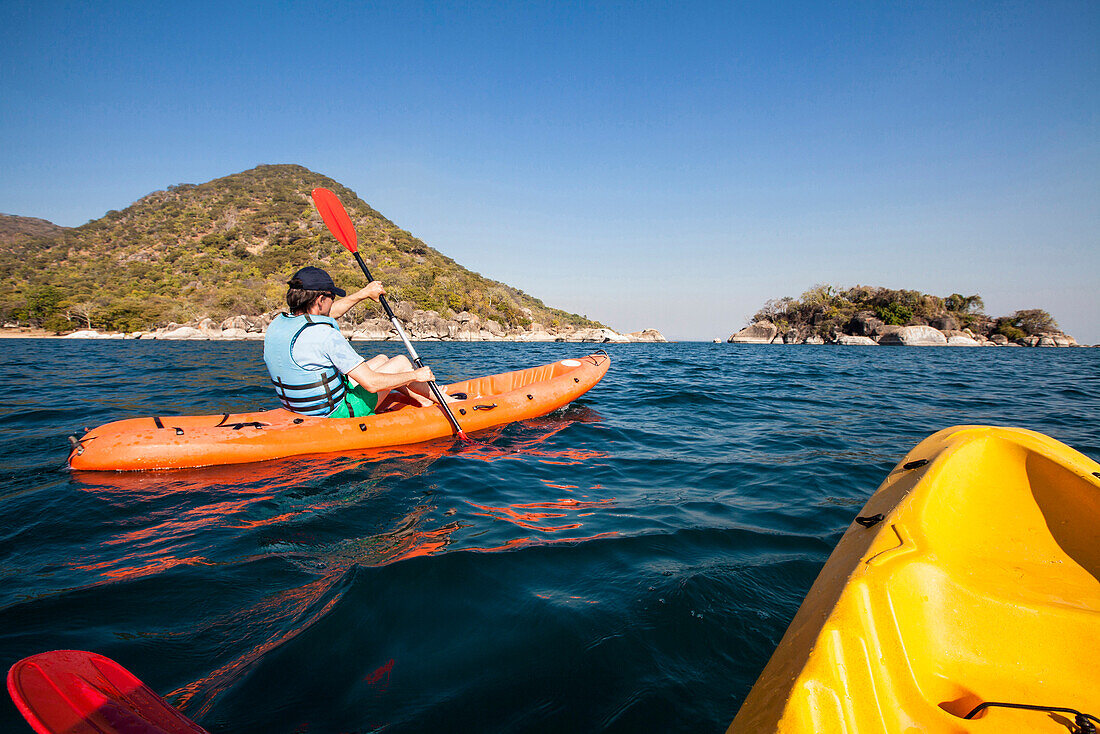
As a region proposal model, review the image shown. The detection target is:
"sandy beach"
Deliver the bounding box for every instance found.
[0,328,64,339]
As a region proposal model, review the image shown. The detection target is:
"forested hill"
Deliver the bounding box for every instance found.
[1,164,604,333]
[0,214,68,245]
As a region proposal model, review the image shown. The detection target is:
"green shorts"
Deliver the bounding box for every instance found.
[328,379,379,418]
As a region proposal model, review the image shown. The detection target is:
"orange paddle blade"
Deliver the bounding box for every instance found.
[311,187,358,253]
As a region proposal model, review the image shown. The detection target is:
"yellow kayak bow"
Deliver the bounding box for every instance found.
[730,425,1100,733]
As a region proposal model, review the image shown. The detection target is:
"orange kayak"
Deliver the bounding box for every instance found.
[69,353,610,471]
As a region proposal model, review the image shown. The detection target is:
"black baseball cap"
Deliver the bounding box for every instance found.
[289,266,346,297]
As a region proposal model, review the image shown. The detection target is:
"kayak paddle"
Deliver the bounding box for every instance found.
[311,187,471,442]
[7,650,209,734]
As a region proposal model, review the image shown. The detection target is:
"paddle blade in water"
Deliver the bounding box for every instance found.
[311,187,358,252]
[7,650,209,734]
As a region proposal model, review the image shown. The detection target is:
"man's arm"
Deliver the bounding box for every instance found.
[331,281,385,319]
[346,361,434,393]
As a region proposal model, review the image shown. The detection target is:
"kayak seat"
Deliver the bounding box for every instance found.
[861,430,1099,726]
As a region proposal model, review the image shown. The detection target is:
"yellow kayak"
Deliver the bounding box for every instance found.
[729,425,1100,733]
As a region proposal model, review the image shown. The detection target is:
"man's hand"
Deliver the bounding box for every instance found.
[356,281,385,302]
[330,281,385,318]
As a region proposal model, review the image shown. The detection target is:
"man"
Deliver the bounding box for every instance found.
[263,266,437,418]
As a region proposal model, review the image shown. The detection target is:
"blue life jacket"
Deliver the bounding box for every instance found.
[263,313,348,416]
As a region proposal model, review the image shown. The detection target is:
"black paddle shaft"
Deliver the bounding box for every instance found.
[349,252,468,438]
[352,252,398,321]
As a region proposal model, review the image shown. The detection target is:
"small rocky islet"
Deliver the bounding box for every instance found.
[724,286,1087,347]
[727,318,1081,347]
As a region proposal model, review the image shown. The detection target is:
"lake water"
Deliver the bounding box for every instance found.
[1,340,1098,732]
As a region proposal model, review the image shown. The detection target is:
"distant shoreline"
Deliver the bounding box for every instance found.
[4,328,1097,346]
[0,326,667,344]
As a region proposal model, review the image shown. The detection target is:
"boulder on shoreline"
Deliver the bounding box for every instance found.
[847,311,884,337]
[942,330,981,346]
[834,334,878,346]
[878,325,948,346]
[158,326,209,340]
[929,315,960,331]
[728,321,779,344]
[62,329,126,339]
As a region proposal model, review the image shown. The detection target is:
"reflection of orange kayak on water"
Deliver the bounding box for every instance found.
[70,441,451,495]
[69,353,610,471]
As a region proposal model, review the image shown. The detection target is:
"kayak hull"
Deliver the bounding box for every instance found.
[729,425,1100,733]
[69,353,610,471]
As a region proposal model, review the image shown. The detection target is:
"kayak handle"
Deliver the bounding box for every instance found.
[964,701,1098,732]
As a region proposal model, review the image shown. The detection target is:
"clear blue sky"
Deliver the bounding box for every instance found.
[3,1,1097,342]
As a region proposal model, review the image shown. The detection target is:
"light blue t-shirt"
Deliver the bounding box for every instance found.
[292,325,366,375]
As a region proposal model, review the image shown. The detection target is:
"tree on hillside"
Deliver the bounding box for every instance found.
[65,301,97,329]
[875,302,914,325]
[945,293,984,314]
[753,296,795,324]
[25,285,64,326]
[997,309,1059,337]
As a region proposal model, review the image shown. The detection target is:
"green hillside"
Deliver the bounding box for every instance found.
[0,214,68,245]
[0,165,604,333]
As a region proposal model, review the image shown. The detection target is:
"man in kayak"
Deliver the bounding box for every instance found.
[263,266,438,418]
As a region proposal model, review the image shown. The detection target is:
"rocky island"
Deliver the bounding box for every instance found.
[727,285,1085,347]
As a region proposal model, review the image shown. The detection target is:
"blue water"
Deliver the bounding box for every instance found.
[1,341,1098,732]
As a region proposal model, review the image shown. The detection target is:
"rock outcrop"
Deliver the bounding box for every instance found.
[847,311,884,337]
[942,330,981,346]
[1041,333,1076,347]
[876,325,949,346]
[873,324,903,340]
[158,326,210,340]
[834,334,878,346]
[62,329,126,339]
[930,315,960,331]
[728,321,779,344]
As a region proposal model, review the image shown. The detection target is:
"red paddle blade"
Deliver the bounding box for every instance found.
[311,187,358,253]
[7,651,209,734]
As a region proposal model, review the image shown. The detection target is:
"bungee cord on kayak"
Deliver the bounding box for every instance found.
[963,702,1098,732]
